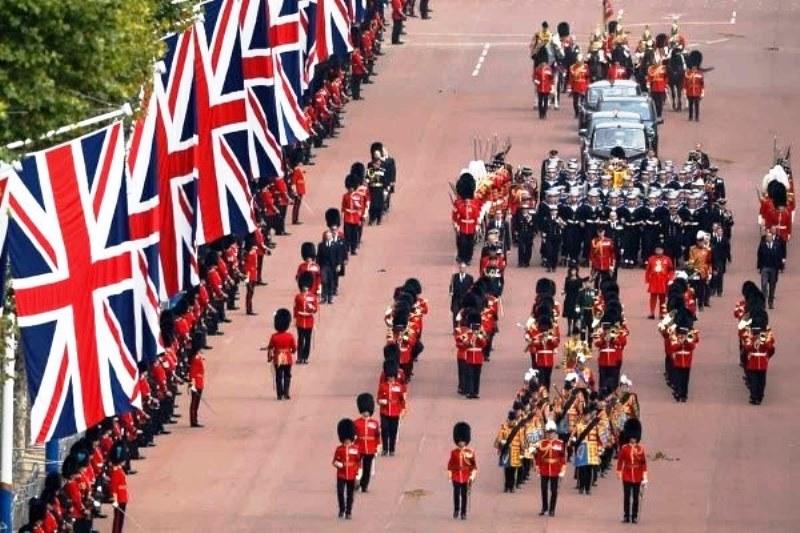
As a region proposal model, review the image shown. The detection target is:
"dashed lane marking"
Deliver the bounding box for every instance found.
[472,43,491,77]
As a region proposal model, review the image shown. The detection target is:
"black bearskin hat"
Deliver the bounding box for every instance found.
[392,307,410,330]
[767,180,788,208]
[535,277,550,296]
[338,418,356,443]
[301,241,316,261]
[741,280,760,300]
[467,310,482,328]
[325,208,341,228]
[403,278,422,297]
[655,33,669,48]
[674,309,695,329]
[453,421,471,445]
[345,173,357,190]
[537,315,553,329]
[109,441,126,465]
[557,22,570,38]
[61,456,79,478]
[746,291,766,312]
[688,50,703,68]
[600,279,619,297]
[357,393,375,415]
[383,359,399,379]
[351,162,366,181]
[623,418,642,442]
[670,277,688,294]
[750,309,769,330]
[43,472,62,495]
[460,292,481,313]
[456,172,476,199]
[384,343,399,361]
[608,20,618,35]
[28,498,47,524]
[274,308,292,332]
[666,293,685,313]
[602,306,621,325]
[370,142,384,158]
[298,271,314,291]
[610,146,627,160]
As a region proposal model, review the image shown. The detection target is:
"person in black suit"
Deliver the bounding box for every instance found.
[709,223,731,296]
[325,208,348,296]
[449,263,474,326]
[486,211,511,254]
[757,227,786,309]
[317,230,338,304]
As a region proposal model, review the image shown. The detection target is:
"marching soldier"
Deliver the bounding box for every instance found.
[448,422,477,520]
[568,55,590,118]
[571,407,602,495]
[495,411,524,493]
[560,189,584,265]
[516,207,537,267]
[534,420,566,516]
[590,227,616,283]
[459,311,489,399]
[647,60,668,117]
[541,206,564,272]
[594,321,625,393]
[684,50,705,121]
[741,312,775,405]
[342,174,366,255]
[109,444,129,533]
[687,231,712,310]
[244,241,258,315]
[533,50,555,119]
[367,144,387,225]
[452,173,481,264]
[617,419,648,524]
[296,242,322,297]
[293,271,318,364]
[668,324,699,402]
[525,315,559,391]
[378,359,407,455]
[332,418,360,519]
[354,393,381,492]
[645,243,674,319]
[265,308,297,400]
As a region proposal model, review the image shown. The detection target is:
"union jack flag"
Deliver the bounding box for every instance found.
[195,0,257,245]
[8,123,139,444]
[240,0,285,183]
[348,0,366,25]
[314,0,354,63]
[300,0,319,90]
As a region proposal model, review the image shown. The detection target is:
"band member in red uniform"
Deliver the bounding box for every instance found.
[332,419,361,519]
[526,316,559,391]
[290,163,307,225]
[452,173,480,265]
[266,309,297,400]
[760,180,793,243]
[533,50,554,119]
[741,311,775,405]
[109,444,129,533]
[617,419,647,523]
[668,325,699,402]
[253,226,268,285]
[377,360,406,455]
[684,50,705,121]
[534,421,566,517]
[296,242,322,296]
[293,271,318,364]
[458,311,488,399]
[350,48,367,100]
[354,393,381,492]
[188,351,205,428]
[590,227,616,282]
[479,246,507,296]
[342,174,365,255]
[607,59,628,81]
[244,241,258,315]
[448,422,477,520]
[645,243,674,319]
[594,318,625,393]
[647,60,668,117]
[568,55,590,118]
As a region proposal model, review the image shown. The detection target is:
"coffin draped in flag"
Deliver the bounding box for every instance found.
[126,89,166,365]
[240,0,285,183]
[195,0,257,245]
[8,123,139,444]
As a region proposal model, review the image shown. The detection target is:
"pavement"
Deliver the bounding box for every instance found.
[105,1,800,532]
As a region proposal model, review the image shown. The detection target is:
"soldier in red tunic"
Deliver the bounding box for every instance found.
[526,315,559,391]
[668,324,699,402]
[459,311,488,399]
[266,309,297,400]
[741,311,775,404]
[332,419,361,519]
[188,351,205,428]
[590,227,616,283]
[289,163,307,225]
[645,243,674,319]
[377,360,406,455]
[109,443,129,533]
[684,50,705,121]
[296,242,322,296]
[647,60,668,117]
[342,174,366,255]
[534,421,566,516]
[243,241,258,315]
[533,49,554,119]
[617,418,647,523]
[354,393,381,492]
[350,48,367,100]
[568,55,590,118]
[293,271,318,364]
[447,422,477,520]
[452,173,481,265]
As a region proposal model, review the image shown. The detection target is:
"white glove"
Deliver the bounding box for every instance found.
[642,478,649,485]
[333,461,344,468]
[111,502,120,509]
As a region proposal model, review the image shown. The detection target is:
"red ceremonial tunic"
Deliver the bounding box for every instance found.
[377,380,406,417]
[617,443,647,483]
[354,416,381,455]
[535,438,566,477]
[645,255,674,294]
[447,447,477,483]
[293,291,318,329]
[333,444,361,480]
[268,331,297,366]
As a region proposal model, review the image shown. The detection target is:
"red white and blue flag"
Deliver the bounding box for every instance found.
[194,0,257,244]
[348,0,366,25]
[315,0,354,63]
[8,123,140,444]
[0,166,14,301]
[300,0,319,91]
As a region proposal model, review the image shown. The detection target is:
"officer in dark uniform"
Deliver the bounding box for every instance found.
[559,188,584,265]
[619,192,642,267]
[516,207,537,267]
[541,206,564,272]
[367,142,387,224]
[578,189,604,264]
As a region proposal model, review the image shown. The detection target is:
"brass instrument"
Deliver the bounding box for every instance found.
[686,330,697,343]
[562,336,592,369]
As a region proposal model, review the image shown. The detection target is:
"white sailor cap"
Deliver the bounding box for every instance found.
[648,190,662,198]
[545,420,558,432]
[608,191,621,198]
[569,187,582,196]
[588,188,601,197]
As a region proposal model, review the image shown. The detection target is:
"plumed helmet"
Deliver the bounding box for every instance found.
[298,271,314,291]
[357,393,375,415]
[453,421,471,445]
[557,22,570,38]
[688,50,703,68]
[345,173,358,190]
[274,308,292,332]
[656,33,669,48]
[767,180,788,208]
[403,278,422,297]
[29,497,47,524]
[301,241,316,261]
[383,358,399,379]
[350,162,366,182]
[383,343,399,362]
[325,208,341,228]
[623,418,642,442]
[610,146,627,160]
[456,172,476,199]
[370,142,384,158]
[337,418,357,442]
[608,20,618,35]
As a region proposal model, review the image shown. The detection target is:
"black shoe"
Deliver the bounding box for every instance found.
[647,314,655,320]
[284,394,291,400]
[160,430,171,435]
[548,511,555,517]
[338,512,345,519]
[453,511,459,519]
[381,450,388,456]
[539,510,547,516]
[623,517,630,523]
[361,487,368,493]
[632,517,638,524]
[388,451,395,456]
[126,470,138,475]
[460,514,466,520]
[190,423,203,428]
[345,514,352,520]
[246,311,258,316]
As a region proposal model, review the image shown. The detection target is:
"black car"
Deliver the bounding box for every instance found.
[581,121,650,170]
[595,96,663,153]
[578,80,642,128]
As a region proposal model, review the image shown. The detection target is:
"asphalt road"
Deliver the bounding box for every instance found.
[108,1,800,532]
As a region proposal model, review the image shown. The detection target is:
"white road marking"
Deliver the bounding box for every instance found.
[731,10,737,24]
[411,32,531,37]
[401,41,527,48]
[472,43,491,77]
[703,38,731,46]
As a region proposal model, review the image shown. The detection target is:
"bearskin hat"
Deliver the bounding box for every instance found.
[345,173,357,190]
[384,343,399,362]
[301,241,316,261]
[43,472,62,495]
[459,292,481,312]
[535,277,551,296]
[298,271,314,291]
[610,146,627,160]
[325,208,341,228]
[674,309,695,329]
[688,50,703,68]
[670,277,688,294]
[393,308,410,329]
[623,418,642,442]
[370,142,384,158]
[537,315,553,330]
[767,180,788,208]
[357,393,375,415]
[600,279,619,297]
[28,497,47,524]
[602,305,622,325]
[137,360,149,374]
[456,172,476,199]
[741,280,760,300]
[338,418,357,443]
[466,310,482,328]
[350,162,366,181]
[608,20,618,35]
[383,358,399,379]
[605,299,623,317]
[750,309,769,330]
[534,302,553,322]
[453,421,471,445]
[557,22,570,38]
[274,308,292,332]
[109,441,126,465]
[403,278,422,297]
[666,293,686,313]
[61,456,79,478]
[655,33,669,48]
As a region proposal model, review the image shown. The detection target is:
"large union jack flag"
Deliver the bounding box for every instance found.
[195,0,257,245]
[348,0,366,25]
[315,0,354,63]
[8,123,139,444]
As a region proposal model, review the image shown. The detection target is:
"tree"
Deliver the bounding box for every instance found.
[0,0,192,154]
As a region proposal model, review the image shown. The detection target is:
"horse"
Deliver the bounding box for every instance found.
[586,48,606,82]
[635,47,656,93]
[666,47,687,110]
[611,44,634,77]
[532,40,566,109]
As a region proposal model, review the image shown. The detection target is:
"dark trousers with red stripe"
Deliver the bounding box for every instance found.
[111,503,126,533]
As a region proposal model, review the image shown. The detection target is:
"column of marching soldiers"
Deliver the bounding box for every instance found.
[18,9,403,532]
